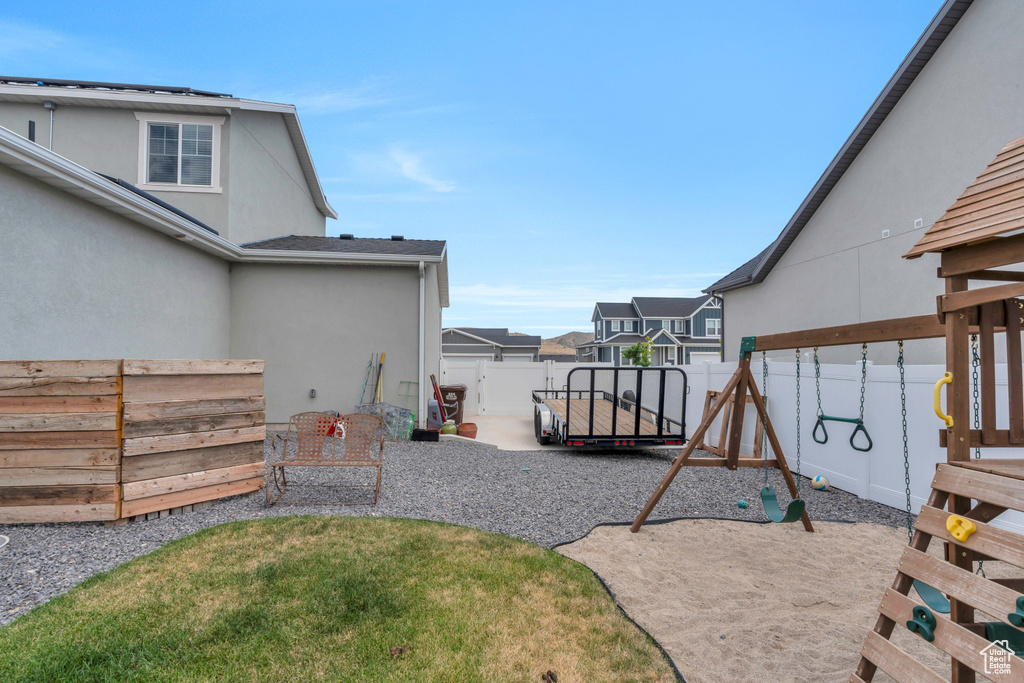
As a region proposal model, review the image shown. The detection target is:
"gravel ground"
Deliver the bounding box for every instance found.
[0,437,907,626]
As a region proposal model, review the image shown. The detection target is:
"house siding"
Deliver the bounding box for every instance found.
[227,109,325,244]
[691,305,722,339]
[720,0,1024,364]
[230,263,430,425]
[0,164,231,360]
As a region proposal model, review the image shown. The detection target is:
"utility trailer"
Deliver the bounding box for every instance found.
[532,366,687,447]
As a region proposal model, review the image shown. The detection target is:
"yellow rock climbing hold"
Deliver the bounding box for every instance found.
[946,514,976,543]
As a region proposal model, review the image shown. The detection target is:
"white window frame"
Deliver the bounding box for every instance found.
[611,320,620,332]
[664,347,676,365]
[706,319,722,338]
[135,112,224,193]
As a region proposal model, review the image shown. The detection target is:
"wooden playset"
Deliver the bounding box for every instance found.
[632,134,1024,680]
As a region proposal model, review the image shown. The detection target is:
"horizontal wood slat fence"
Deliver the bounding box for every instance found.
[0,359,265,523]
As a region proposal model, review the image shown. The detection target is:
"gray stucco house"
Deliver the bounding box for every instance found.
[442,328,541,361]
[576,296,722,365]
[706,0,1020,364]
[0,77,448,427]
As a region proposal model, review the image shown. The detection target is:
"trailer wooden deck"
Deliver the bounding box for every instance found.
[545,397,661,437]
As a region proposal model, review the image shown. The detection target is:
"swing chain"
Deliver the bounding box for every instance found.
[970,334,985,576]
[795,348,801,495]
[898,341,913,543]
[859,343,868,422]
[813,347,823,417]
[971,334,981,460]
[762,351,770,487]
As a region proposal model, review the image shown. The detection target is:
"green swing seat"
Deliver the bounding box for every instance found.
[760,486,805,524]
[913,580,951,614]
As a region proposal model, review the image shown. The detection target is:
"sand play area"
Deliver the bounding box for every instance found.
[559,519,1023,682]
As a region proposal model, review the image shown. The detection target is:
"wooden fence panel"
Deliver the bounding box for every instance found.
[0,359,265,523]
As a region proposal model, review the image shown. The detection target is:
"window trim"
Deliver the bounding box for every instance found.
[706,318,722,338]
[611,320,620,332]
[135,112,224,193]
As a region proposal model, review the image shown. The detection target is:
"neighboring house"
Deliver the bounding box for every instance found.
[0,78,448,427]
[575,296,722,365]
[442,328,541,361]
[539,353,576,363]
[706,0,1023,364]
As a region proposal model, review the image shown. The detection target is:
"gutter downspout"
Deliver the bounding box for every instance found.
[418,261,425,429]
[43,101,56,150]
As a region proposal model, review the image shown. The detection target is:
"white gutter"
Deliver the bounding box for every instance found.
[418,261,426,429]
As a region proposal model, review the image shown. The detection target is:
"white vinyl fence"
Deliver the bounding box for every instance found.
[441,358,1024,533]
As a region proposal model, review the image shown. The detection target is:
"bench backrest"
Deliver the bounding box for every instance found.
[339,413,385,464]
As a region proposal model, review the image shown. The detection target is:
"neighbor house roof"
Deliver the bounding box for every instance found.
[243,235,446,258]
[0,124,448,305]
[594,302,640,319]
[444,328,541,348]
[632,295,713,318]
[906,133,1024,257]
[0,76,337,220]
[706,0,973,294]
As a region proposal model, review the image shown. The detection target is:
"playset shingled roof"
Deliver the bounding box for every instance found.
[906,134,1024,258]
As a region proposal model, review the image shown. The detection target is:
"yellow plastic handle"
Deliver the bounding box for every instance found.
[934,372,953,428]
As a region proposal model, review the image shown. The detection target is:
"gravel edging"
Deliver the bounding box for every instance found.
[0,436,909,626]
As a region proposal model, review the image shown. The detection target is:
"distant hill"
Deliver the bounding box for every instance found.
[541,331,593,355]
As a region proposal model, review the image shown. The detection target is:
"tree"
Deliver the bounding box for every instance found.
[621,336,653,366]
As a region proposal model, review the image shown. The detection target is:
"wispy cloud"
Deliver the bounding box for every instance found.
[259,79,395,115]
[0,20,126,68]
[389,148,456,193]
[348,145,457,194]
[0,22,66,57]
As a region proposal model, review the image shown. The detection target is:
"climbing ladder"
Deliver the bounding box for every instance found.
[854,460,1024,682]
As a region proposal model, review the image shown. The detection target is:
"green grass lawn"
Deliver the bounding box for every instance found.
[0,516,676,682]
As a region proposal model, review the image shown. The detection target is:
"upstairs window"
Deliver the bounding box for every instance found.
[148,122,213,185]
[623,320,634,332]
[136,113,223,192]
[611,320,620,332]
[706,319,722,337]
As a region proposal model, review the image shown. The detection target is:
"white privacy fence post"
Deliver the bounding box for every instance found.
[476,360,486,415]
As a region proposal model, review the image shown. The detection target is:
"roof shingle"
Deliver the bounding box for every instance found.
[242,235,446,257]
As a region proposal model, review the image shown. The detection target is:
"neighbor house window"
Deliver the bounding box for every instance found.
[136,112,223,192]
[611,320,620,332]
[673,320,684,333]
[706,319,722,337]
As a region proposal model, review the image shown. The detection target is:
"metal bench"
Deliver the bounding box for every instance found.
[266,411,384,506]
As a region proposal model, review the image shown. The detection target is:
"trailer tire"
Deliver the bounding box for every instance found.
[534,410,551,446]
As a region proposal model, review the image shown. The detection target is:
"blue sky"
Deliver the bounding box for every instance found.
[2,1,943,336]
